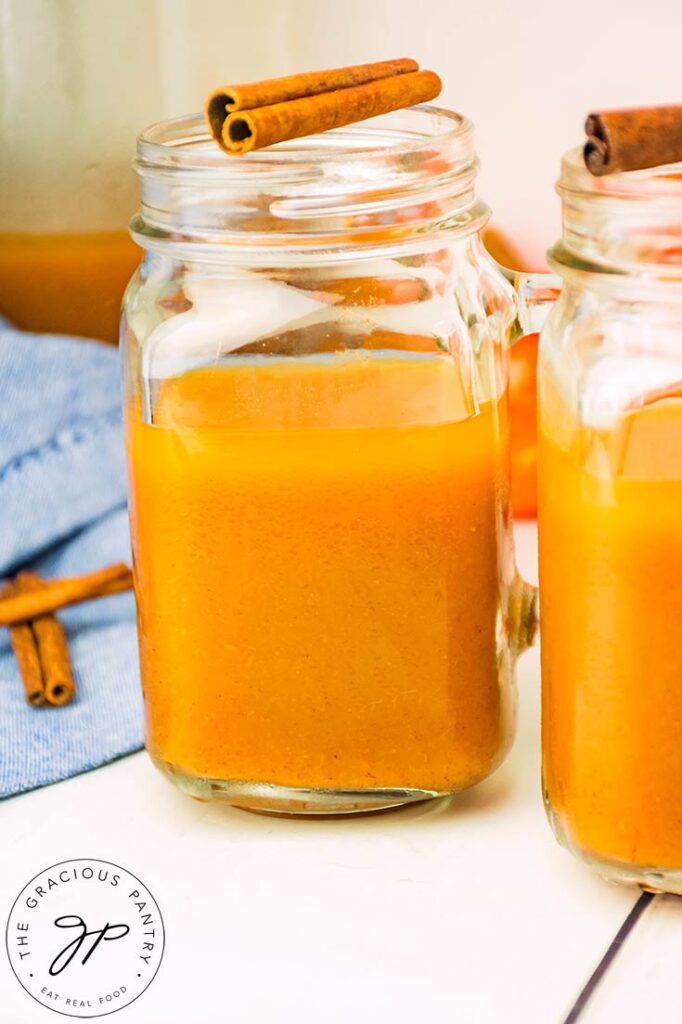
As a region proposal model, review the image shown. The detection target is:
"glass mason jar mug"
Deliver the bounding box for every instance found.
[122,108,541,815]
[539,150,682,890]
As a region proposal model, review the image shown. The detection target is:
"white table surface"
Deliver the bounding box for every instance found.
[1,523,678,1024]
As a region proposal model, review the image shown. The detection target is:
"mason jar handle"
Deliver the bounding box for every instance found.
[496,264,562,655]
[498,265,563,342]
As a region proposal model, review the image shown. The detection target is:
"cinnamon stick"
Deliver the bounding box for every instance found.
[0,563,133,627]
[16,573,75,706]
[206,58,418,142]
[1,580,45,706]
[585,106,682,176]
[220,70,442,155]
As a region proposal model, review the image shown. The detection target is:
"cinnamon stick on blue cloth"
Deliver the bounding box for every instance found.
[1,580,45,706]
[15,572,76,706]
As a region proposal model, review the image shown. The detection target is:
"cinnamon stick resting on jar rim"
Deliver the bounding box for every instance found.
[206,58,418,139]
[584,106,682,176]
[205,59,441,155]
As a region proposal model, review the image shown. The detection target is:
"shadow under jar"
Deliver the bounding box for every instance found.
[122,107,537,815]
[539,149,682,889]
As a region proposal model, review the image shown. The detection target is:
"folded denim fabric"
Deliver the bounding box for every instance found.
[0,321,143,798]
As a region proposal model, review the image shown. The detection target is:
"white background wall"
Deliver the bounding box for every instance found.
[3,0,682,264]
[283,0,682,267]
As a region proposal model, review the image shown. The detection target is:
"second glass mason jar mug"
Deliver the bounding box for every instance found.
[122,107,542,815]
[540,150,682,891]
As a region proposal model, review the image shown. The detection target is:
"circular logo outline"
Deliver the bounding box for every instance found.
[6,857,165,1018]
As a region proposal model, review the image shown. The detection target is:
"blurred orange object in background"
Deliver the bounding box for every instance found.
[508,332,539,519]
[0,232,140,344]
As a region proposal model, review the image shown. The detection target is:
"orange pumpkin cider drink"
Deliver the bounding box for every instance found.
[123,106,540,814]
[540,383,682,876]
[127,351,515,807]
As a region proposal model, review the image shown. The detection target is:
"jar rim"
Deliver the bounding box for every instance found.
[554,146,682,279]
[131,105,488,263]
[136,106,474,177]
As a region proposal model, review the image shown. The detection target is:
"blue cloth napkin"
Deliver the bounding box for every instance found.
[0,321,143,798]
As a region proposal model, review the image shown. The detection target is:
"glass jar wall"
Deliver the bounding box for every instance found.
[539,149,682,890]
[123,108,537,814]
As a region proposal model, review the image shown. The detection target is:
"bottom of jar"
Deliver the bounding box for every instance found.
[546,799,682,895]
[154,756,450,816]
